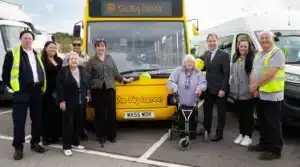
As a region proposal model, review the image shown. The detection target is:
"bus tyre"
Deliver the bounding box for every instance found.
[178,138,190,150]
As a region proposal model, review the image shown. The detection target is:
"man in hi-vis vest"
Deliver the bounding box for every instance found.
[248,30,285,161]
[2,30,47,160]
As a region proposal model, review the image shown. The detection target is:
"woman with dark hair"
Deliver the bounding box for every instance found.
[41,41,63,145]
[86,38,133,145]
[230,40,256,146]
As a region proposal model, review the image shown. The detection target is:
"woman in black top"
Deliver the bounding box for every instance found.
[41,41,63,145]
[86,38,133,145]
[57,52,89,156]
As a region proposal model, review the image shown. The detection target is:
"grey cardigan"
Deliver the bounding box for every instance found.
[229,56,252,100]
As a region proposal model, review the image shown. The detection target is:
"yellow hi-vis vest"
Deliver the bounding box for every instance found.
[10,46,47,92]
[256,47,285,93]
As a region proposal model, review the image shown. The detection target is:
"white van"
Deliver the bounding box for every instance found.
[192,12,300,127]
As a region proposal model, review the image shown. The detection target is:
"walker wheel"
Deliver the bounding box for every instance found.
[178,138,190,150]
[167,129,173,140]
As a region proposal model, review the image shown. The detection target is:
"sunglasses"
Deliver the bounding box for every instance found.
[72,43,81,47]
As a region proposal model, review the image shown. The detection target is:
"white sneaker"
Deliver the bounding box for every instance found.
[234,134,244,144]
[64,149,72,156]
[240,136,252,146]
[72,145,85,150]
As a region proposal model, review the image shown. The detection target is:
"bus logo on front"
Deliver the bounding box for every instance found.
[107,3,116,12]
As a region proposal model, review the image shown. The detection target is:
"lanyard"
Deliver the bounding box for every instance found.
[184,69,192,89]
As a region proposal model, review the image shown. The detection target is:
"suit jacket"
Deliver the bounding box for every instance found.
[200,49,230,95]
[56,66,88,108]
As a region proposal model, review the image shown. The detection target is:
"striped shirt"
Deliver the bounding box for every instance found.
[86,54,123,89]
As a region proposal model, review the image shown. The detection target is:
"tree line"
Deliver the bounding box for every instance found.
[54,32,82,53]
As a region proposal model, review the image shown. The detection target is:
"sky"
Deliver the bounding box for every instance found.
[6,0,300,33]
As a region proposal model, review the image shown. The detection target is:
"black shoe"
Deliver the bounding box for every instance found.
[211,134,223,142]
[42,139,50,146]
[108,138,116,143]
[81,134,88,141]
[258,152,281,160]
[248,144,267,152]
[197,129,205,136]
[97,138,105,147]
[13,149,23,160]
[31,144,46,153]
[50,138,59,143]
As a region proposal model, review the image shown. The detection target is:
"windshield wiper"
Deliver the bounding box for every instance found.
[120,68,159,75]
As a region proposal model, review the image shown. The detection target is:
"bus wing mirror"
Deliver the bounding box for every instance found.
[73,25,81,38]
[192,24,199,36]
[188,19,199,36]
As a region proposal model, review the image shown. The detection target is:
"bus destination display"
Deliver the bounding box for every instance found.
[89,0,182,17]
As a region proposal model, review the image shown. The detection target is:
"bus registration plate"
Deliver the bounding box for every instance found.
[125,111,155,119]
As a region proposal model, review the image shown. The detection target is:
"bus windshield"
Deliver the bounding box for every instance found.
[87,21,186,72]
[0,25,25,51]
[255,30,300,64]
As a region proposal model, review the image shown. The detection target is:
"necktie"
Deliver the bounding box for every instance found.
[207,51,212,64]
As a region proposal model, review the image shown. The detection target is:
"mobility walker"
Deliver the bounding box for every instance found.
[167,93,204,150]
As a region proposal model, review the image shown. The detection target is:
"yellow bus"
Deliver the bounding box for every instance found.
[72,0,200,122]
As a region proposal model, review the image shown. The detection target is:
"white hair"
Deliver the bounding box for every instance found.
[183,54,195,62]
[259,30,275,40]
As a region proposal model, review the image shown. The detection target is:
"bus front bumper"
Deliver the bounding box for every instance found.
[86,106,176,121]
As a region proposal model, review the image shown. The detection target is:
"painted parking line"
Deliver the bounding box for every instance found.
[0,135,191,167]
[0,110,12,115]
[138,133,168,161]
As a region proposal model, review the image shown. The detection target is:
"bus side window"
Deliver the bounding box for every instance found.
[219,35,234,55]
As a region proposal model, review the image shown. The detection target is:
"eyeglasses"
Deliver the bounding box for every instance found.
[72,43,81,47]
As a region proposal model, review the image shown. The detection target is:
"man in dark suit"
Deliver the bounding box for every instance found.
[200,33,230,142]
[2,30,47,160]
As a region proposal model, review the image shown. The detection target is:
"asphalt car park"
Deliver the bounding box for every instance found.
[0,105,299,167]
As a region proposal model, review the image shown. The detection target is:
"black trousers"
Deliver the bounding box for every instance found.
[91,86,116,140]
[62,104,84,150]
[203,91,227,134]
[257,99,283,154]
[233,99,255,137]
[178,105,197,137]
[12,85,42,150]
[42,92,61,140]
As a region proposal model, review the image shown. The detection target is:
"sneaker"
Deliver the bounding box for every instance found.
[234,134,244,144]
[240,136,252,146]
[72,145,85,150]
[63,149,72,156]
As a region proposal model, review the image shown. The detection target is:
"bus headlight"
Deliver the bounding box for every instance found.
[286,73,300,83]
